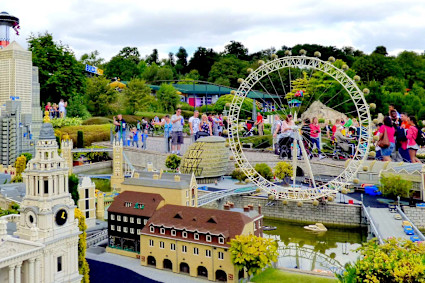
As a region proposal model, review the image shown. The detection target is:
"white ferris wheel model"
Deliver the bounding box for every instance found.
[228,54,373,201]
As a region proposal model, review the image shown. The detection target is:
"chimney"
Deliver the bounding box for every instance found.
[258,204,262,215]
[224,204,230,210]
[153,174,159,180]
[243,206,250,212]
[248,204,254,210]
[174,175,181,182]
[229,202,234,208]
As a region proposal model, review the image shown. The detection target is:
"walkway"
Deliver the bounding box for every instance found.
[368,207,410,241]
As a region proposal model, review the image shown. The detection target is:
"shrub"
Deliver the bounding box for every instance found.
[380,174,412,198]
[82,117,113,125]
[56,124,111,147]
[274,162,293,181]
[239,135,273,148]
[50,117,83,128]
[254,163,273,181]
[93,179,111,192]
[69,174,79,205]
[77,131,84,148]
[165,154,181,170]
[337,238,425,283]
[21,153,32,164]
[75,208,90,283]
[231,168,247,183]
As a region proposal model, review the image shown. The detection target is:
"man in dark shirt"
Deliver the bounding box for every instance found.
[113,114,127,144]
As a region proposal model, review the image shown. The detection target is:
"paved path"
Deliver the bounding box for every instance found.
[369,207,410,240]
[86,247,207,283]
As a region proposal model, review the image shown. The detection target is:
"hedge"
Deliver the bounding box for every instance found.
[56,124,111,147]
[82,117,113,125]
[239,135,273,148]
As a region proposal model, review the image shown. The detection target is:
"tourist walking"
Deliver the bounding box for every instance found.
[310,117,325,159]
[113,114,127,144]
[131,128,139,148]
[154,115,172,153]
[141,129,148,150]
[189,110,200,142]
[171,108,184,155]
[407,116,421,163]
[378,116,396,162]
[255,112,264,136]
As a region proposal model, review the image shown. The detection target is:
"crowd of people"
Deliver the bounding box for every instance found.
[45,99,67,119]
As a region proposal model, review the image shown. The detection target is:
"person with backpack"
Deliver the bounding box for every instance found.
[407,116,422,163]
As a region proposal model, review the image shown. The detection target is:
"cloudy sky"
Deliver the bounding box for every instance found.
[3,0,425,61]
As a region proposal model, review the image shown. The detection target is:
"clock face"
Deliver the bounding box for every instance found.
[55,209,68,226]
[26,210,37,227]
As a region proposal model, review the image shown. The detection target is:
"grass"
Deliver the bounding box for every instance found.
[55,124,112,147]
[251,268,337,283]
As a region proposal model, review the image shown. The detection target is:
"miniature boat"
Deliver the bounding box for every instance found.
[262,226,277,231]
[304,223,327,232]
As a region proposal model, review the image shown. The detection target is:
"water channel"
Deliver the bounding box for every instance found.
[263,219,367,274]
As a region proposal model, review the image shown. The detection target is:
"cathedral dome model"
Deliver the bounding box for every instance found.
[180,136,229,183]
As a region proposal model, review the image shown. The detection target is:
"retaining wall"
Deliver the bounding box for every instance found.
[200,192,362,227]
[72,160,112,174]
[403,206,425,230]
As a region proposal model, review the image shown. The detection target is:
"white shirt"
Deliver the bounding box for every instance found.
[58,101,66,112]
[189,116,200,134]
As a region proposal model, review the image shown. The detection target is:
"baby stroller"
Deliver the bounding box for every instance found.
[332,136,355,160]
[243,122,254,137]
[278,136,293,159]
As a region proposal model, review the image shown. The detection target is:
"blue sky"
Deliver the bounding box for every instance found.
[3,0,425,61]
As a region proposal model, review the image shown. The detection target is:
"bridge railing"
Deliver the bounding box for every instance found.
[396,205,425,241]
[87,229,108,247]
[198,186,257,206]
[362,203,384,244]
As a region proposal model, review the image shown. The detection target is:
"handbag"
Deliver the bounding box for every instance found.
[377,127,390,149]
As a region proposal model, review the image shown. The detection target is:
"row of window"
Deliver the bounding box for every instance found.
[110,214,148,225]
[148,240,223,259]
[150,226,225,244]
[110,225,142,235]
[185,200,196,206]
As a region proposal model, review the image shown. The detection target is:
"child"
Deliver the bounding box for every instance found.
[141,129,148,150]
[131,128,138,148]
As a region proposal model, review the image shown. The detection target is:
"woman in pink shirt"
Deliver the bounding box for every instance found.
[407,116,421,163]
[378,116,396,161]
[310,117,325,159]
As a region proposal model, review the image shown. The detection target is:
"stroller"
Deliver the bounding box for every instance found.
[277,136,293,159]
[243,121,254,137]
[331,136,355,160]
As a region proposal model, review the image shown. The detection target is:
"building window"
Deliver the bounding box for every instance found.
[160,228,165,234]
[182,245,187,253]
[149,240,154,247]
[150,226,155,233]
[44,180,48,194]
[160,241,165,249]
[194,233,199,240]
[130,217,134,223]
[137,229,142,235]
[218,252,224,260]
[117,226,121,232]
[123,216,128,222]
[57,256,62,272]
[117,215,121,221]
[144,219,148,225]
[219,237,225,244]
[130,228,134,234]
[86,211,89,219]
[186,201,189,206]
[186,190,189,198]
[206,235,212,242]
[206,250,211,257]
[123,227,128,233]
[111,225,115,231]
[125,201,132,207]
[171,243,176,251]
[182,231,187,238]
[193,247,199,255]
[137,218,141,224]
[192,199,195,207]
[85,188,89,199]
[171,230,176,236]
[110,214,115,220]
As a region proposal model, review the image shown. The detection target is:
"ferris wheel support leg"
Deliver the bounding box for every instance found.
[292,138,298,188]
[299,135,316,188]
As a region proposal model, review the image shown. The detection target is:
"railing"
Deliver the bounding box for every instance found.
[122,152,136,177]
[71,148,113,153]
[396,205,425,241]
[361,203,384,244]
[198,186,257,206]
[86,229,108,247]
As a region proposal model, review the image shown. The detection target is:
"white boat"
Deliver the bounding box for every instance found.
[304,223,327,232]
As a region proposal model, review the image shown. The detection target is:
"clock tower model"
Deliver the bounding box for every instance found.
[15,122,82,283]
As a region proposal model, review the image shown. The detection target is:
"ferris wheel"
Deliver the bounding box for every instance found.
[227,53,372,201]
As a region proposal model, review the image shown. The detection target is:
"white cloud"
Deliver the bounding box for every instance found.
[3,0,425,61]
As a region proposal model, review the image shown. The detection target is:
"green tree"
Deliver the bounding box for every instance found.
[372,45,388,56]
[85,76,118,116]
[274,162,293,183]
[188,47,219,80]
[231,168,247,183]
[146,48,159,65]
[352,54,404,83]
[165,154,181,170]
[123,78,155,114]
[208,55,249,87]
[175,46,188,74]
[104,47,140,81]
[69,174,80,205]
[118,46,140,65]
[223,40,249,60]
[254,163,273,181]
[28,32,86,105]
[75,208,90,283]
[337,238,425,283]
[66,94,91,119]
[380,174,412,198]
[79,50,105,67]
[230,234,279,276]
[213,94,255,118]
[156,84,180,112]
[21,153,32,165]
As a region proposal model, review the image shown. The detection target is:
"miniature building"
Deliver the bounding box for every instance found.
[180,136,229,184]
[120,171,198,207]
[0,122,81,283]
[107,191,164,258]
[78,177,96,228]
[0,182,25,209]
[139,204,263,283]
[111,139,124,191]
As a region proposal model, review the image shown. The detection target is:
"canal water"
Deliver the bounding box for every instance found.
[263,219,367,274]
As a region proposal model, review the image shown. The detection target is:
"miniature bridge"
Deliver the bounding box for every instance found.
[71,148,113,153]
[86,229,108,248]
[197,186,258,206]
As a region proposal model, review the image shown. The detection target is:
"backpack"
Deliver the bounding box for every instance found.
[415,128,425,146]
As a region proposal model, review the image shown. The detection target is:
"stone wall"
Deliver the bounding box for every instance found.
[403,206,425,230]
[200,192,362,227]
[123,148,168,171]
[72,160,112,174]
